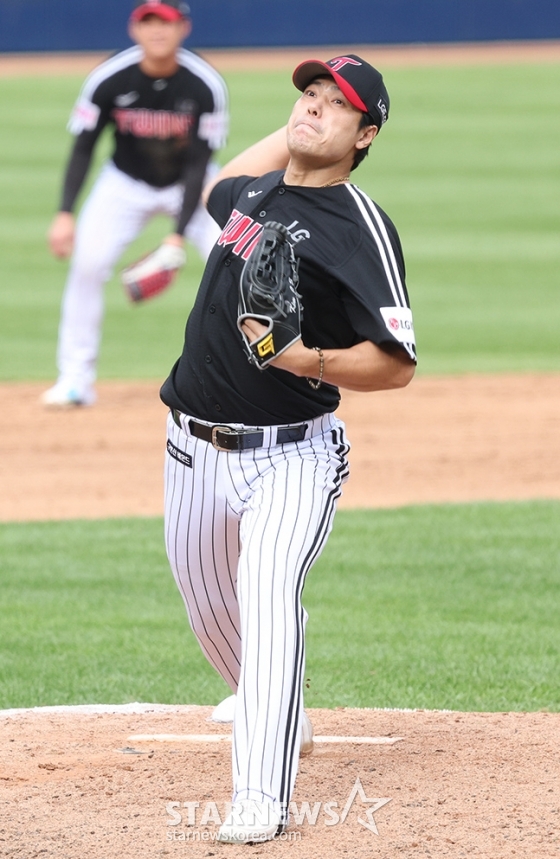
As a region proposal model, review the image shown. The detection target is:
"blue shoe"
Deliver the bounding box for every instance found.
[41,383,96,408]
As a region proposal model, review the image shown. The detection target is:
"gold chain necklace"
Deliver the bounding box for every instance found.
[321,176,350,188]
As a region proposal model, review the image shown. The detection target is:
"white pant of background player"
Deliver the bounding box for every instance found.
[164,410,350,832]
[53,161,219,403]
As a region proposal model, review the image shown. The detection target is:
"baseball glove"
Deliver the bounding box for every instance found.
[237,221,302,369]
[121,243,186,302]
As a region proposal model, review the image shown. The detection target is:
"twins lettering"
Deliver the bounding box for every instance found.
[218,212,310,260]
[113,108,194,139]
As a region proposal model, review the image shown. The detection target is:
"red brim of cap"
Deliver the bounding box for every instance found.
[130,4,184,22]
[292,59,368,114]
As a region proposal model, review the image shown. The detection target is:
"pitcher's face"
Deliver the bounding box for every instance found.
[287,77,377,167]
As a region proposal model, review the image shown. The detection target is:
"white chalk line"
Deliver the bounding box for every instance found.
[0,702,196,718]
[126,733,403,745]
[0,702,455,720]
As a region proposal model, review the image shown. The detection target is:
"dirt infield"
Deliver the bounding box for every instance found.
[0,40,559,77]
[1,704,559,858]
[1,374,559,522]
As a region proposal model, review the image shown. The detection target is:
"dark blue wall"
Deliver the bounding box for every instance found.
[1,0,560,53]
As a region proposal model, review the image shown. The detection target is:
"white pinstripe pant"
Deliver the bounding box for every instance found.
[56,162,220,392]
[164,410,350,820]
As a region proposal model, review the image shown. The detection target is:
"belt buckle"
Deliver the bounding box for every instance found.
[211,425,236,451]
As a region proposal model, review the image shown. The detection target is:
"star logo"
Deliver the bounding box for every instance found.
[339,777,391,835]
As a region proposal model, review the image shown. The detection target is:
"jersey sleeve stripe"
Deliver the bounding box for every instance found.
[354,187,409,308]
[78,46,144,104]
[345,184,416,361]
[177,49,229,149]
[346,184,405,307]
[177,48,229,115]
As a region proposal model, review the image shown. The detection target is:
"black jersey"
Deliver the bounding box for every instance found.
[60,46,228,230]
[160,171,416,426]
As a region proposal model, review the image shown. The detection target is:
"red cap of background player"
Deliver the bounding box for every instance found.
[292,54,389,130]
[130,0,191,23]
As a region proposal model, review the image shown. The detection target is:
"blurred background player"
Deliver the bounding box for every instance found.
[43,0,228,407]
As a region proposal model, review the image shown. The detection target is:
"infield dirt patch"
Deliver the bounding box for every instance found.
[0,39,559,77]
[1,373,559,522]
[1,704,559,858]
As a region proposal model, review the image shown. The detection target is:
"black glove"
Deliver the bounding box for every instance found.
[237,221,303,369]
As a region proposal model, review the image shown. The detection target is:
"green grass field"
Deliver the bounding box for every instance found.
[0,60,558,713]
[1,502,559,712]
[0,62,559,380]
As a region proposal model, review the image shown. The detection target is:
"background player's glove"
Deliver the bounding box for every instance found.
[237,221,302,369]
[121,243,186,302]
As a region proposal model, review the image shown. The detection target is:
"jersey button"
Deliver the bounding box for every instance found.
[224,259,231,267]
[205,355,212,363]
[209,304,216,313]
[215,404,222,411]
[278,188,286,195]
[259,211,266,218]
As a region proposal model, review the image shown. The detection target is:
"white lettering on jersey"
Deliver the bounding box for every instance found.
[247,190,263,198]
[380,306,416,345]
[285,220,311,243]
[68,97,101,134]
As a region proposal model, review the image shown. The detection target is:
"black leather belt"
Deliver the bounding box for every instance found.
[172,410,307,451]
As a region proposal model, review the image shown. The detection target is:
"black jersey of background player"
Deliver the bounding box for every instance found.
[160,171,417,426]
[63,44,228,197]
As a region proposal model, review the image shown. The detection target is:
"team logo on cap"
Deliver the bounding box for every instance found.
[328,57,362,72]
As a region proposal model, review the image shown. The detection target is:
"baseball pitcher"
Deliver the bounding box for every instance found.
[161,54,417,843]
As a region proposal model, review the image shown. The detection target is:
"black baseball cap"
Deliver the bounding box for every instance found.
[131,0,191,22]
[293,54,389,129]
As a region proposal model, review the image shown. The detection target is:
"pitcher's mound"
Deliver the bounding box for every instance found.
[1,704,558,856]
